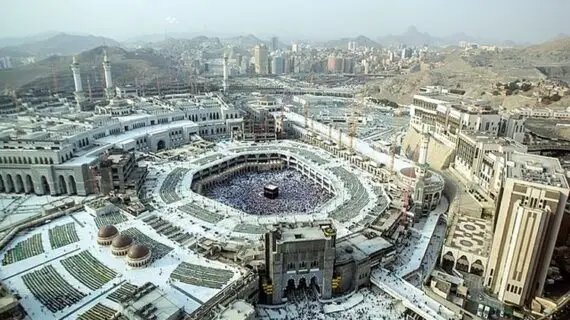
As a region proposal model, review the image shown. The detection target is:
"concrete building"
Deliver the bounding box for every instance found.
[98,149,147,196]
[271,36,279,52]
[236,97,278,142]
[263,222,336,304]
[401,48,413,60]
[498,114,526,143]
[0,57,12,69]
[222,53,229,93]
[342,57,355,74]
[0,92,242,197]
[454,132,527,199]
[409,87,501,149]
[120,283,185,320]
[484,152,570,306]
[254,44,268,75]
[217,300,255,320]
[334,230,394,293]
[347,41,357,52]
[511,106,570,120]
[0,282,24,320]
[271,56,284,75]
[327,55,338,73]
[291,42,299,53]
[441,215,493,276]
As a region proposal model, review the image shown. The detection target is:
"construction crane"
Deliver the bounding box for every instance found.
[389,110,403,175]
[303,100,309,128]
[303,72,315,129]
[51,63,59,93]
[12,90,21,112]
[348,97,367,152]
[87,78,93,100]
[348,109,358,152]
[279,104,286,139]
[156,75,160,97]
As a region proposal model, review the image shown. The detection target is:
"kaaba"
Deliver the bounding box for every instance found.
[264,184,279,199]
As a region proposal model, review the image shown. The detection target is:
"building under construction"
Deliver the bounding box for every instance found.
[235,102,277,142]
[99,149,148,196]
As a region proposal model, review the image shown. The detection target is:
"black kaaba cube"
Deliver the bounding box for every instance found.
[264,184,279,199]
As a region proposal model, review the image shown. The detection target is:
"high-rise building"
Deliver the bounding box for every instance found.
[484,152,570,306]
[0,57,12,69]
[327,55,337,73]
[401,48,413,60]
[271,37,279,51]
[342,58,355,74]
[283,55,291,74]
[271,56,284,75]
[347,41,357,52]
[222,53,229,93]
[254,44,268,75]
[291,42,299,53]
[362,60,370,74]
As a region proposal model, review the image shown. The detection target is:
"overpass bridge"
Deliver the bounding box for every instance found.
[526,142,570,154]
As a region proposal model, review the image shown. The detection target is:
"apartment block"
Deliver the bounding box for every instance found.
[484,152,569,306]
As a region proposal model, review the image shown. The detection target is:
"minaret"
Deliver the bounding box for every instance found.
[412,133,430,215]
[415,132,430,177]
[222,53,229,93]
[103,50,114,99]
[70,56,85,104]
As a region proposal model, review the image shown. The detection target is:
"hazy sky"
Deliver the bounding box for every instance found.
[0,0,568,42]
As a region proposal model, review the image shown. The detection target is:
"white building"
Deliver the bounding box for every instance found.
[409,87,502,148]
[454,132,527,199]
[0,93,243,197]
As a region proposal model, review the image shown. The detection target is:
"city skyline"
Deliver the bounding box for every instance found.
[0,0,569,43]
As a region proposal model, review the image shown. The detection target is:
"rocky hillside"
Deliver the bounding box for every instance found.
[0,33,120,58]
[521,36,570,63]
[365,38,570,108]
[0,46,174,90]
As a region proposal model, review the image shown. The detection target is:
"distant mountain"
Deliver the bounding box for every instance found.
[156,36,223,49]
[376,26,437,46]
[439,32,479,45]
[222,34,266,49]
[0,31,59,48]
[0,46,175,90]
[0,33,120,58]
[151,36,225,59]
[323,35,381,49]
[376,26,516,47]
[123,30,243,44]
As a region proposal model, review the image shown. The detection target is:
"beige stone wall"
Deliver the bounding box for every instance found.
[401,126,456,170]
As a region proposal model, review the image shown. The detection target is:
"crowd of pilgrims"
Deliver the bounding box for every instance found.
[206,169,332,215]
